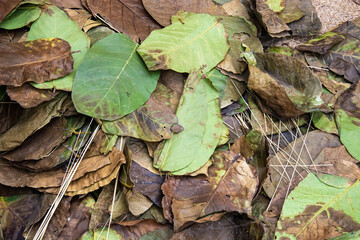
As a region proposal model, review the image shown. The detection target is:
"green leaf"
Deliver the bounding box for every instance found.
[80,228,123,240]
[153,71,228,175]
[276,173,360,239]
[336,109,360,161]
[137,13,229,73]
[327,230,360,240]
[138,228,173,240]
[0,4,42,30]
[312,112,338,135]
[72,33,159,120]
[27,6,90,91]
[265,0,285,13]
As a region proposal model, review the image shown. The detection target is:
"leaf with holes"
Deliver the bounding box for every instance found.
[276,173,360,239]
[137,13,229,73]
[72,33,159,120]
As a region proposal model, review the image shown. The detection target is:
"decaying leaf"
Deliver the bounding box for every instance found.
[72,33,159,120]
[276,173,360,239]
[89,183,114,230]
[153,71,228,175]
[137,13,229,73]
[27,5,90,91]
[6,83,59,108]
[0,38,73,87]
[296,32,345,54]
[248,53,323,118]
[142,0,226,26]
[0,93,68,151]
[125,187,153,216]
[85,0,162,41]
[102,94,180,142]
[162,151,258,230]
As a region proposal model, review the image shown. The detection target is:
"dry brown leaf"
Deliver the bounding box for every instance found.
[0,38,74,87]
[125,187,153,216]
[85,0,162,41]
[162,151,258,231]
[142,0,226,26]
[6,83,59,108]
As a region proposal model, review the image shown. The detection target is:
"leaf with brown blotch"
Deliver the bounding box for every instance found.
[24,197,71,240]
[130,161,165,207]
[142,0,226,27]
[0,38,74,87]
[255,0,290,37]
[58,196,95,240]
[0,193,56,240]
[2,117,69,162]
[263,130,342,199]
[0,0,22,22]
[266,145,360,218]
[248,53,323,119]
[85,0,161,41]
[102,95,181,142]
[41,148,125,196]
[6,83,59,108]
[0,93,68,152]
[162,151,258,231]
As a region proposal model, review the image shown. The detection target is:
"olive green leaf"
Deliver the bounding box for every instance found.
[137,13,229,73]
[0,3,42,30]
[72,33,160,120]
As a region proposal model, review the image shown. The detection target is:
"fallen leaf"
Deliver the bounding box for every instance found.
[139,228,173,240]
[0,93,68,151]
[0,38,73,87]
[27,5,90,91]
[153,71,228,175]
[0,98,23,135]
[275,173,360,239]
[72,33,159,120]
[0,193,55,240]
[125,188,153,216]
[255,0,290,37]
[162,151,258,230]
[89,183,114,230]
[137,13,229,73]
[0,2,42,30]
[0,0,22,22]
[50,0,84,9]
[296,32,345,54]
[248,53,323,118]
[6,83,59,108]
[142,0,226,26]
[265,0,285,12]
[85,0,162,41]
[312,111,338,135]
[102,94,179,142]
[221,0,251,20]
[58,196,95,240]
[335,80,360,160]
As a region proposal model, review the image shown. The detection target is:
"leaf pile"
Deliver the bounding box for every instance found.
[0,0,360,239]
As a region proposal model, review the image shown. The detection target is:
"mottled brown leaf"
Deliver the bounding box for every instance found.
[162,151,258,230]
[0,38,73,87]
[89,183,114,230]
[296,32,345,54]
[6,83,59,108]
[85,0,161,41]
[142,0,226,26]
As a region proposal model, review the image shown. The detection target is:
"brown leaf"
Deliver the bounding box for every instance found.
[0,93,68,152]
[170,213,253,239]
[2,117,68,162]
[50,0,84,9]
[85,0,162,41]
[0,193,56,240]
[58,196,95,240]
[296,32,344,54]
[25,197,72,240]
[255,0,290,37]
[142,0,226,26]
[6,83,59,108]
[89,183,114,230]
[125,187,153,216]
[42,148,125,195]
[130,161,165,206]
[263,130,342,202]
[0,0,22,22]
[162,151,258,231]
[0,38,74,87]
[0,97,23,135]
